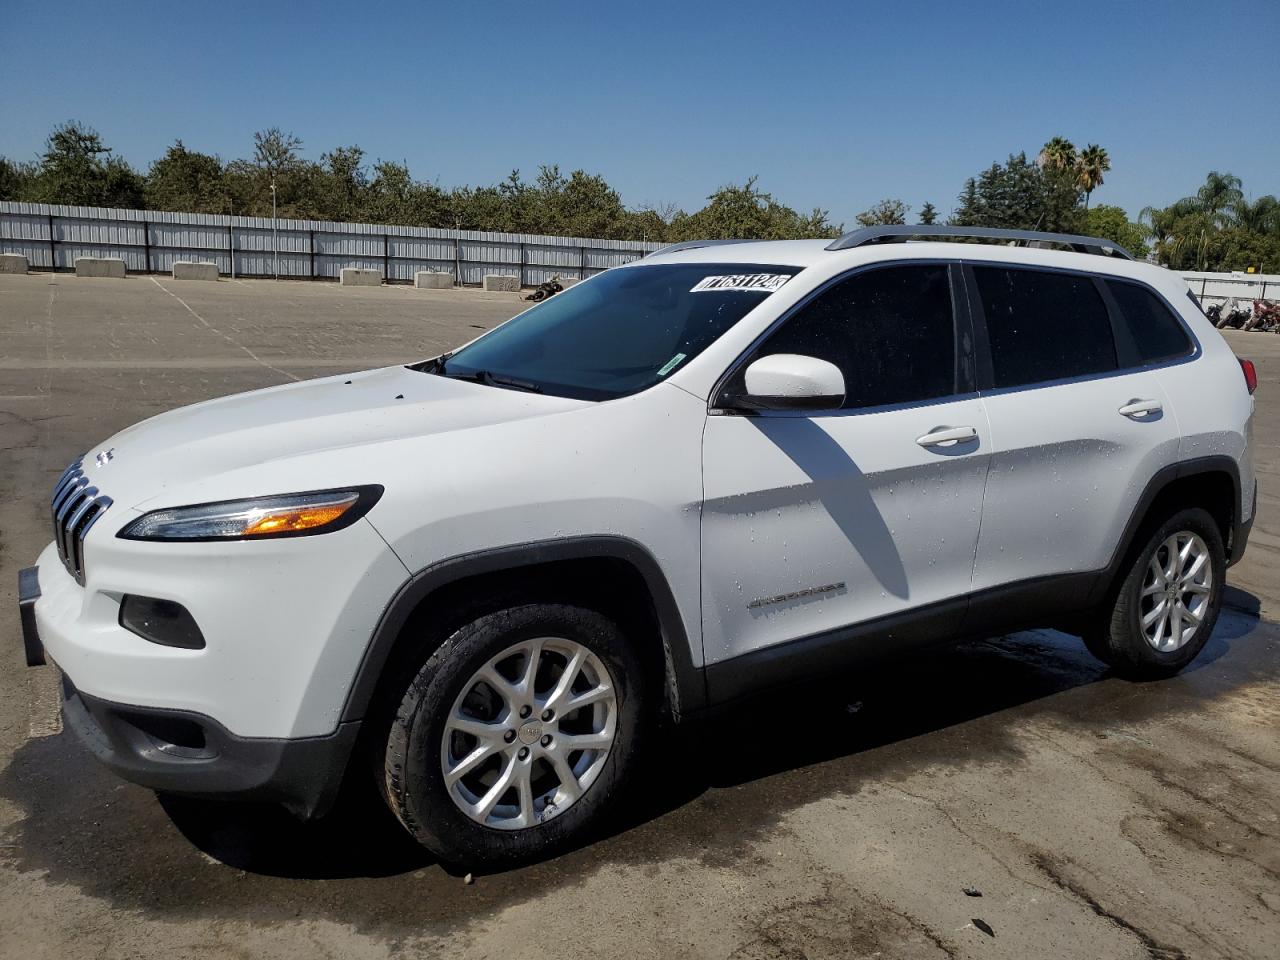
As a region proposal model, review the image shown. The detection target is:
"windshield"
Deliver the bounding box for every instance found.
[432,262,802,400]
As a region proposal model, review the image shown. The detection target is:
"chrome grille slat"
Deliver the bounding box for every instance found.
[49,456,112,585]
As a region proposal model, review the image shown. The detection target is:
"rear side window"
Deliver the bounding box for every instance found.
[973,267,1117,388]
[737,263,956,410]
[1106,280,1194,364]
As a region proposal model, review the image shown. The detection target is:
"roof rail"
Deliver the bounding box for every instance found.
[646,238,759,258]
[825,225,1135,261]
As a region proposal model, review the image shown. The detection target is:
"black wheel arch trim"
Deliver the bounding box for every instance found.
[341,535,708,724]
[1093,455,1245,605]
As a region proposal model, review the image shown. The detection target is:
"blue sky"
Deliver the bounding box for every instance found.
[2,0,1277,227]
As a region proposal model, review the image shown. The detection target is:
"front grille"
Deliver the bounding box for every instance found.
[51,457,113,585]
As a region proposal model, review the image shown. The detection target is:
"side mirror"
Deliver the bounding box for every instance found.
[730,354,845,411]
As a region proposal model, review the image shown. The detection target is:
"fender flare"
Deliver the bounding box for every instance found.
[340,536,708,723]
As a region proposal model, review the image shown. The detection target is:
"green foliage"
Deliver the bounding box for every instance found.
[1142,172,1279,271]
[918,201,938,225]
[666,177,840,242]
[1083,205,1149,258]
[855,198,908,227]
[0,156,38,201]
[27,121,144,207]
[144,141,230,213]
[950,152,1084,233]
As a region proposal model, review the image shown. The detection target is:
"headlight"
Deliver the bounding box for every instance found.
[118,486,383,541]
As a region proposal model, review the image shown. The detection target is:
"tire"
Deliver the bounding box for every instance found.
[381,603,645,868]
[1084,507,1224,679]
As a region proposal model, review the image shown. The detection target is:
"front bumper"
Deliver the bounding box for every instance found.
[58,665,360,819]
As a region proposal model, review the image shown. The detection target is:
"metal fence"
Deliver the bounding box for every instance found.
[0,201,663,285]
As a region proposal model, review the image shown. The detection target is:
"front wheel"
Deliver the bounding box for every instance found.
[1084,507,1224,678]
[381,604,645,868]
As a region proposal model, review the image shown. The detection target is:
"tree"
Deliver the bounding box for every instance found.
[1075,144,1110,210]
[918,201,938,225]
[1139,172,1274,270]
[30,121,144,207]
[950,152,1082,233]
[0,156,38,201]
[666,177,839,241]
[1038,136,1077,174]
[855,198,908,227]
[1083,204,1148,258]
[144,141,228,213]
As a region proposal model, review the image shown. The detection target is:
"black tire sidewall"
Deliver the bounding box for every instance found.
[385,604,644,868]
[1110,507,1225,676]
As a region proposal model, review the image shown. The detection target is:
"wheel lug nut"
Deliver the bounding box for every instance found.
[541,709,553,721]
[541,734,552,747]
[519,705,532,719]
[518,747,529,760]
[503,730,516,743]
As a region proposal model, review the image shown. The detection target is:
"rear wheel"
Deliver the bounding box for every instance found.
[381,603,645,868]
[1085,507,1224,678]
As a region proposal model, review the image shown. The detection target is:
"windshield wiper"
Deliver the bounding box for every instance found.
[446,368,542,393]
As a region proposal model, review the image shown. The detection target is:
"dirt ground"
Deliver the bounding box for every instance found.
[1,272,1276,960]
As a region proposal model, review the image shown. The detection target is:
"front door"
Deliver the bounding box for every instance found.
[700,262,991,683]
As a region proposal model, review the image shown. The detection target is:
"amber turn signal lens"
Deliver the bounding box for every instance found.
[242,502,355,536]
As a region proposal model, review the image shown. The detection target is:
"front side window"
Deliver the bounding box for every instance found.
[434,262,801,400]
[1106,279,1194,364]
[726,263,956,411]
[973,266,1117,388]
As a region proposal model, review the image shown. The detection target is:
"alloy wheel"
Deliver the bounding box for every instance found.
[1139,531,1213,652]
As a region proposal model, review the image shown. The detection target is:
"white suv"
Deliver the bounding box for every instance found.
[19,226,1257,868]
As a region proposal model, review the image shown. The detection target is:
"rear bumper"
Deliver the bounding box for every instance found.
[58,670,360,819]
[1229,481,1257,567]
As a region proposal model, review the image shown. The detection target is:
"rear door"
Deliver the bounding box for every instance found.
[700,262,991,680]
[966,264,1182,601]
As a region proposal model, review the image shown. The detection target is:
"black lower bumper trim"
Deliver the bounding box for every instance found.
[60,673,360,819]
[19,566,44,667]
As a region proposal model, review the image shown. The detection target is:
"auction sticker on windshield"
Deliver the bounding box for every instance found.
[690,273,792,293]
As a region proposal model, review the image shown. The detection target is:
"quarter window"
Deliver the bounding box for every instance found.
[1106,280,1193,364]
[733,264,956,410]
[973,267,1117,388]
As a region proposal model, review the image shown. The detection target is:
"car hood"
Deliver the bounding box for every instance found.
[79,365,587,510]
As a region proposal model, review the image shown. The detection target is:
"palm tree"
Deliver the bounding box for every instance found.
[1228,194,1279,235]
[1038,137,1077,173]
[1193,171,1243,224]
[1075,145,1111,211]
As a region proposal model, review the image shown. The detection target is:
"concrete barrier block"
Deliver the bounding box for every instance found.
[483,274,520,292]
[414,271,454,289]
[172,261,219,281]
[0,253,29,274]
[340,268,382,287]
[74,257,127,279]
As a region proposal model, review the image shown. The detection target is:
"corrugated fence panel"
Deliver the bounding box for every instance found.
[0,201,661,282]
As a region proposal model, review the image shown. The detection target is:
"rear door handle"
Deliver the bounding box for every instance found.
[1118,398,1162,418]
[916,425,978,448]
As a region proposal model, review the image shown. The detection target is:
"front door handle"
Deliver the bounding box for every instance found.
[916,425,978,448]
[1118,398,1163,419]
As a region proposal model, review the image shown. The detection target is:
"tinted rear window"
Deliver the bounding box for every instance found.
[1106,280,1194,364]
[973,267,1117,388]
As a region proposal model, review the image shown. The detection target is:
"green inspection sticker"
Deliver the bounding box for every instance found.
[657,353,687,377]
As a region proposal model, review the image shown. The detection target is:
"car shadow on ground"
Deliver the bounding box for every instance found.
[146,584,1267,880]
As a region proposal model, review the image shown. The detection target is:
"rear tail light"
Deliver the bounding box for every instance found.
[1239,359,1257,395]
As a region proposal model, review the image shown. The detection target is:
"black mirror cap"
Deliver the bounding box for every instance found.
[119,595,206,650]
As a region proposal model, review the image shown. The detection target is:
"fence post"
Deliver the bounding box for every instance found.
[519,241,526,287]
[47,213,56,272]
[228,223,235,279]
[309,229,316,280]
[142,220,152,274]
[579,246,587,280]
[455,237,462,285]
[383,233,390,281]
